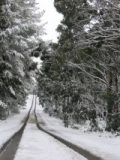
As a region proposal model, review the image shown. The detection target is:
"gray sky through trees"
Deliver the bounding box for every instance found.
[36,0,63,42]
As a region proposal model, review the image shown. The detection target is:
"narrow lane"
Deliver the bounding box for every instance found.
[0,95,103,160]
[14,106,87,160]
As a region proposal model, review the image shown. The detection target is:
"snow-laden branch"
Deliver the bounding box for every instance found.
[67,62,108,85]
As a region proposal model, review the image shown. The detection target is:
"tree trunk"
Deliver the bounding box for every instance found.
[106,69,113,131]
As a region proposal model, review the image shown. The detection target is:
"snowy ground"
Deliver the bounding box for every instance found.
[14,110,87,160]
[35,98,120,160]
[0,95,32,149]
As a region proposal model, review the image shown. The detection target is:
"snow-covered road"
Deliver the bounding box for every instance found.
[2,95,119,160]
[14,111,87,160]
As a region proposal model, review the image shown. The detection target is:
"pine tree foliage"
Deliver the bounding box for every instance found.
[0,0,44,117]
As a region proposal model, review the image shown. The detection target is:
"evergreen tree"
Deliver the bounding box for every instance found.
[0,0,44,117]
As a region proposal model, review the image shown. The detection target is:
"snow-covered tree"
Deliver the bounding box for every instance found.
[38,0,120,131]
[0,0,44,117]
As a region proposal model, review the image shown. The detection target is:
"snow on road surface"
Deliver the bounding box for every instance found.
[35,98,120,160]
[0,95,32,149]
[14,112,87,160]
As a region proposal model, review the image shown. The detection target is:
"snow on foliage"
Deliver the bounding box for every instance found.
[0,0,44,116]
[0,100,7,109]
[4,70,13,79]
[9,86,16,96]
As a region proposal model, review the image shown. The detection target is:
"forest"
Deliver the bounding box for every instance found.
[38,0,120,132]
[0,0,120,132]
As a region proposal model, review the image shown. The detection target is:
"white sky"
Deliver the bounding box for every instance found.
[36,0,63,42]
